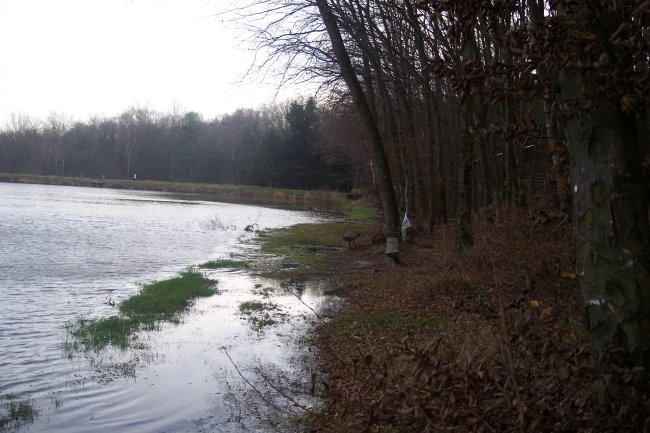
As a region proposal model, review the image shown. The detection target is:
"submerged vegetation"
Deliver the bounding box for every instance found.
[65,270,216,351]
[0,397,38,431]
[238,300,282,331]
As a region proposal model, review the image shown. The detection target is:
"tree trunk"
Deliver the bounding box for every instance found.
[316,0,401,248]
[543,95,573,217]
[456,36,480,250]
[528,0,573,218]
[559,3,650,370]
[564,96,650,371]
[457,99,475,251]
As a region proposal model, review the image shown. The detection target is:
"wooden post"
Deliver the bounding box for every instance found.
[385,237,399,263]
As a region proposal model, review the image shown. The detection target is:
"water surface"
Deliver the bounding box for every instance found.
[0,183,330,432]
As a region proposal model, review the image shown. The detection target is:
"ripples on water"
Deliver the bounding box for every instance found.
[0,183,331,432]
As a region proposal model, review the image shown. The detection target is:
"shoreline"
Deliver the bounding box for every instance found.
[0,173,351,211]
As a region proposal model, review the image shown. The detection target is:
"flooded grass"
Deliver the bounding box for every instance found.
[120,271,215,319]
[66,270,217,351]
[66,316,139,351]
[252,283,277,298]
[238,301,282,331]
[255,221,375,281]
[239,300,279,314]
[199,259,250,269]
[0,397,38,430]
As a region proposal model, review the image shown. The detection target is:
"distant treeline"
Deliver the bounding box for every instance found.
[0,98,369,191]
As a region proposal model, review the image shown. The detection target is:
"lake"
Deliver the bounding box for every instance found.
[0,183,332,432]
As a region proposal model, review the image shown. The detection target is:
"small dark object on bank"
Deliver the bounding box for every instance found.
[343,232,360,249]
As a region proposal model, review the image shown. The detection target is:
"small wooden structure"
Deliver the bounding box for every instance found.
[343,232,360,249]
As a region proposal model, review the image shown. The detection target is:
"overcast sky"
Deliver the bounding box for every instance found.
[0,0,302,126]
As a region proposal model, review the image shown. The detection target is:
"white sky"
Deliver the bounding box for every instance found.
[0,0,302,125]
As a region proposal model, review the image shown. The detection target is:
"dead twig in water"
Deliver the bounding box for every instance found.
[282,285,325,323]
[221,346,289,416]
[255,365,314,415]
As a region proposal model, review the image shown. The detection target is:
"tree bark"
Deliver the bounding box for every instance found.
[456,35,480,250]
[457,99,475,250]
[315,0,401,245]
[563,94,650,371]
[559,2,650,370]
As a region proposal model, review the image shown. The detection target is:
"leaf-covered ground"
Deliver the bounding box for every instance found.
[304,207,649,432]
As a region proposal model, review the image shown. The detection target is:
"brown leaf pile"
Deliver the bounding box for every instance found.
[305,207,649,432]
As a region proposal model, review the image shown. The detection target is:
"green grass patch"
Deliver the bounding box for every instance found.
[254,221,374,280]
[329,311,447,336]
[259,222,373,256]
[120,271,215,319]
[344,206,378,221]
[199,259,250,269]
[66,270,216,351]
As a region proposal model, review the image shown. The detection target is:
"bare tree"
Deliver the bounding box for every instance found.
[315,0,400,252]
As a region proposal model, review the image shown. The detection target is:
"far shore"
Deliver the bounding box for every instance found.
[0,172,354,211]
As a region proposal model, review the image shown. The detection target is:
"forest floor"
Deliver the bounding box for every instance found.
[293,205,649,432]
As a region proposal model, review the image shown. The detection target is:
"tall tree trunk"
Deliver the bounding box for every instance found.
[405,0,439,233]
[457,98,475,250]
[456,35,480,250]
[528,0,573,217]
[559,3,650,371]
[316,0,401,250]
[563,92,650,371]
[477,135,495,206]
[435,87,449,224]
[543,94,573,217]
[504,101,518,204]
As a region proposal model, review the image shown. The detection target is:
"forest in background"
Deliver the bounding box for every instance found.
[0,98,368,192]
